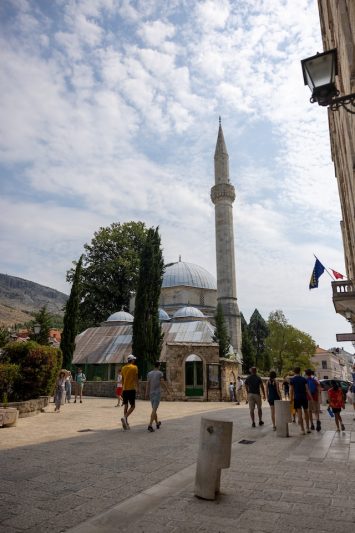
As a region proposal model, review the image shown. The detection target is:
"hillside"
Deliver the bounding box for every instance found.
[0,273,68,326]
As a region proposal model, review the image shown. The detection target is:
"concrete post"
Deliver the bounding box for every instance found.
[321,390,328,406]
[275,400,292,437]
[194,417,233,500]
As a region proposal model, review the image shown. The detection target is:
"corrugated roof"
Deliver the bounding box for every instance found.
[73,320,216,365]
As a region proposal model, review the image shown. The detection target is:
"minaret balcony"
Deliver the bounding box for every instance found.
[211,183,236,204]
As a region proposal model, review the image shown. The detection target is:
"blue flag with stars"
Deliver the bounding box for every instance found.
[309,258,325,289]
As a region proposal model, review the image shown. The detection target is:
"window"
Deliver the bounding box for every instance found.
[322,360,327,369]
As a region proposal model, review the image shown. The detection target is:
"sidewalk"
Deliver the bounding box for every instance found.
[1,398,355,532]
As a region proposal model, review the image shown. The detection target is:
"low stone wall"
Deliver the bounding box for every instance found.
[0,396,50,418]
[81,381,116,397]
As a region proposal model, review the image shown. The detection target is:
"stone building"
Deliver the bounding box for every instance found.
[317,1,355,338]
[311,345,353,381]
[72,121,242,400]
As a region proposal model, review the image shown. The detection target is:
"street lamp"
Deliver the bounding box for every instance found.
[33,323,41,335]
[301,48,355,113]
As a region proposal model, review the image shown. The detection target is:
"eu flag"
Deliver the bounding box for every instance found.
[309,258,325,289]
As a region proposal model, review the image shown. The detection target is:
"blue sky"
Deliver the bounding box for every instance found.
[0,0,352,352]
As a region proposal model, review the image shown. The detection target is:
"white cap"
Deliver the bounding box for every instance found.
[127,354,136,361]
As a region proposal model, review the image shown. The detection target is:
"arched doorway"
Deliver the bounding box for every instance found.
[185,354,203,397]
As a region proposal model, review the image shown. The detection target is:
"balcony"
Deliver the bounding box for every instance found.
[332,280,355,319]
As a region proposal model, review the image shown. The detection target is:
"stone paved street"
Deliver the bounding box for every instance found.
[1,397,355,532]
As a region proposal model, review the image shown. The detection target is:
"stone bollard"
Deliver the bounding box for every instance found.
[194,417,233,500]
[275,400,292,437]
[321,390,328,406]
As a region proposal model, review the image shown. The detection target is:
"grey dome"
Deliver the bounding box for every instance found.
[173,306,205,319]
[162,261,216,290]
[158,308,170,321]
[107,310,134,323]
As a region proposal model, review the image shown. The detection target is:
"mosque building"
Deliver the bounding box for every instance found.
[72,121,242,400]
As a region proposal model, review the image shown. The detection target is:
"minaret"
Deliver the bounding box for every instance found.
[211,118,242,356]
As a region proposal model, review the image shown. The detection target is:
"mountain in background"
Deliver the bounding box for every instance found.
[0,273,68,327]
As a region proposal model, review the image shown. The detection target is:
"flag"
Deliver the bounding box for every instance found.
[309,258,325,289]
[330,269,344,280]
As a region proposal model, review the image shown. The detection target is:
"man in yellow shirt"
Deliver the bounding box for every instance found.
[121,354,139,430]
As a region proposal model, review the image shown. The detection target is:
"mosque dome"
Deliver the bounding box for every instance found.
[173,306,205,319]
[162,261,216,290]
[158,308,170,321]
[106,310,134,323]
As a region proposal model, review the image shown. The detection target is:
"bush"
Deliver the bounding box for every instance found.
[1,341,62,401]
[0,362,20,402]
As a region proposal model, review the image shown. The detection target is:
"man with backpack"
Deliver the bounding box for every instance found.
[305,369,321,432]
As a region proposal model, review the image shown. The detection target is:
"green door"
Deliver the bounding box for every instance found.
[185,360,203,396]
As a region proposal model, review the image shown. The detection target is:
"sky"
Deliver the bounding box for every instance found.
[0,0,353,352]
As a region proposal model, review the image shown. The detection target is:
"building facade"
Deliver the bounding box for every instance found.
[312,345,353,381]
[317,1,355,337]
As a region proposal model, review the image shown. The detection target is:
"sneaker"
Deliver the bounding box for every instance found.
[80,400,82,403]
[148,425,155,432]
[310,424,315,430]
[341,423,345,431]
[316,420,321,432]
[121,417,128,430]
[74,400,77,403]
[156,421,161,429]
[307,430,311,434]
[259,420,264,426]
[272,426,276,431]
[252,422,256,428]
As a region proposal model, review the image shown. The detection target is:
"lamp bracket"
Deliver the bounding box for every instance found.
[329,92,355,114]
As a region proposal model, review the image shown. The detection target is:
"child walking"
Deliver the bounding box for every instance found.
[327,381,345,432]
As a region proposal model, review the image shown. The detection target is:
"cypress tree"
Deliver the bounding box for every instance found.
[213,303,231,358]
[60,255,83,369]
[132,227,164,379]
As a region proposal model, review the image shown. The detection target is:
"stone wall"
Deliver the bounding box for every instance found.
[0,396,50,418]
[81,381,116,397]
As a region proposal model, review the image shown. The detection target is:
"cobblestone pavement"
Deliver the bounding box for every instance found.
[1,398,355,532]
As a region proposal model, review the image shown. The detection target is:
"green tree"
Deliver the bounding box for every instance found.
[67,221,148,330]
[213,303,231,358]
[0,326,10,348]
[60,255,83,369]
[29,306,52,345]
[266,310,316,375]
[248,309,269,371]
[240,313,255,373]
[132,227,164,378]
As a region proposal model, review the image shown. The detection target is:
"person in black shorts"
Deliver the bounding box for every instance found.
[290,367,310,435]
[267,371,281,430]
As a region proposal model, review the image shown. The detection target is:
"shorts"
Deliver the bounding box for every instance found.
[122,389,136,407]
[308,398,319,413]
[248,393,262,412]
[294,398,308,410]
[150,392,161,409]
[116,387,122,397]
[332,407,341,414]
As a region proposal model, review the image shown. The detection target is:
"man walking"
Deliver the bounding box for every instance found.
[245,367,266,427]
[121,355,138,430]
[146,361,167,432]
[305,369,321,431]
[290,367,311,435]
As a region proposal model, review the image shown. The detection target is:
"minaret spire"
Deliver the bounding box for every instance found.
[211,119,242,357]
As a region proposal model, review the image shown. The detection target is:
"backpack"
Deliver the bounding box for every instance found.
[307,377,317,395]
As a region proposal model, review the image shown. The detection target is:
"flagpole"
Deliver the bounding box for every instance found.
[313,254,335,280]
